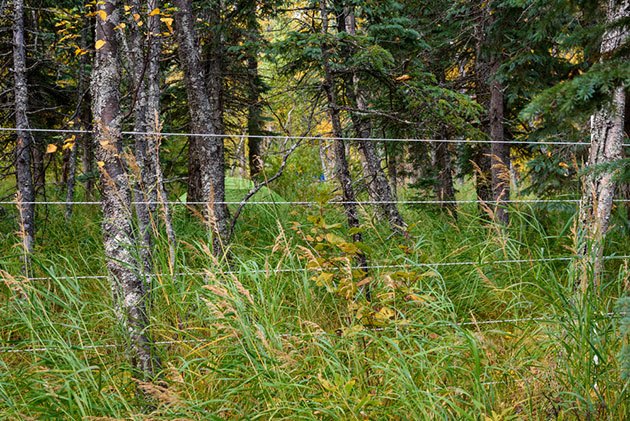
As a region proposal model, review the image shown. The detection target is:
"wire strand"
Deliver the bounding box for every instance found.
[0,126,600,146]
[21,255,630,282]
[1,312,625,354]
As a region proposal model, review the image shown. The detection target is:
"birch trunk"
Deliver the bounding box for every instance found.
[13,0,35,262]
[173,0,229,255]
[577,0,628,288]
[92,0,158,377]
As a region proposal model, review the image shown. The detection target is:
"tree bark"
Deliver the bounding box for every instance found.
[489,62,509,225]
[92,0,159,377]
[433,136,457,216]
[173,0,229,255]
[577,0,629,288]
[320,0,368,277]
[245,7,264,179]
[66,18,91,220]
[387,145,398,200]
[13,0,35,263]
[473,1,497,216]
[128,0,154,272]
[342,8,406,234]
[146,0,176,270]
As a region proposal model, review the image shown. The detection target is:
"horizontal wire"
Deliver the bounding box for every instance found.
[2,199,629,206]
[1,312,625,354]
[21,255,630,282]
[0,126,597,146]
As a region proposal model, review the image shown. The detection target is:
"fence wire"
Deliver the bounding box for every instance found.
[0,312,625,355]
[20,255,630,282]
[0,126,599,146]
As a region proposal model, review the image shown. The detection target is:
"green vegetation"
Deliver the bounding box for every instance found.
[1,174,628,419]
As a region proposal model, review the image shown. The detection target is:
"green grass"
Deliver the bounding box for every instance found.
[0,179,628,419]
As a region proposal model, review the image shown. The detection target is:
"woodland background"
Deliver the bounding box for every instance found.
[0,0,629,419]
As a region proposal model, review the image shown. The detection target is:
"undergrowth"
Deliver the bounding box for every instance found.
[0,183,628,419]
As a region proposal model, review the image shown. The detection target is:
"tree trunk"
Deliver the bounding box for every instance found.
[473,1,497,216]
[146,0,176,270]
[64,139,78,220]
[473,146,492,204]
[128,0,154,273]
[174,0,229,255]
[387,146,398,200]
[577,0,628,288]
[320,0,368,277]
[32,141,45,196]
[92,0,158,377]
[433,137,457,216]
[343,8,406,233]
[489,62,509,225]
[246,9,264,179]
[66,18,91,220]
[13,0,35,264]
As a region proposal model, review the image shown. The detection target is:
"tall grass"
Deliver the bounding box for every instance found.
[0,188,628,418]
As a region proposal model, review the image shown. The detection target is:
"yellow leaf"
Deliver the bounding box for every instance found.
[124,5,132,12]
[133,13,141,21]
[46,144,58,153]
[95,10,107,21]
[160,17,173,31]
[395,74,412,82]
[114,22,126,30]
[95,39,106,50]
[74,47,87,56]
[62,136,76,151]
[137,21,143,27]
[97,161,105,168]
[148,8,160,16]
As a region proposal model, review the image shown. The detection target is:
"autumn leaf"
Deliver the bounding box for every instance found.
[46,144,58,153]
[74,47,88,56]
[97,161,105,168]
[95,39,106,50]
[148,8,160,16]
[95,10,107,21]
[114,22,126,30]
[160,17,173,32]
[395,74,412,82]
[62,136,76,151]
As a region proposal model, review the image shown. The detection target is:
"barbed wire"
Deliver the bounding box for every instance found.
[1,312,625,355]
[0,126,600,146]
[20,255,630,282]
[2,199,630,206]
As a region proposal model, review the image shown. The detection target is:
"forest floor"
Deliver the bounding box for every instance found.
[0,179,628,419]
